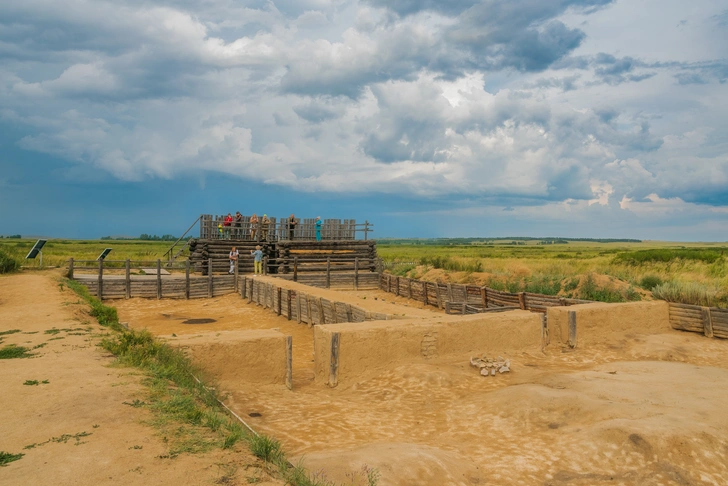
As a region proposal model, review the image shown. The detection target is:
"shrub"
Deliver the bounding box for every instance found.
[614,248,724,265]
[652,281,718,307]
[639,274,664,290]
[0,250,20,274]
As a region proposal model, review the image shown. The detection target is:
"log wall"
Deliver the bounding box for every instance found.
[669,302,728,340]
[241,276,391,325]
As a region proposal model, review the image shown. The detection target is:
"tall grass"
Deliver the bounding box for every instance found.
[652,281,722,307]
[0,249,20,274]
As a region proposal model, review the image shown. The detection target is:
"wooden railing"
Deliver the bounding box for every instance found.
[198,214,373,241]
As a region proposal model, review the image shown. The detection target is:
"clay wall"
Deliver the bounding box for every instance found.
[314,311,543,387]
[175,329,291,387]
[547,301,670,347]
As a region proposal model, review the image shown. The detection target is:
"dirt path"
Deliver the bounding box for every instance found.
[0,273,283,486]
[111,279,728,486]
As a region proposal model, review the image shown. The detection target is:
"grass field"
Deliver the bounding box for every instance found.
[2,237,727,306]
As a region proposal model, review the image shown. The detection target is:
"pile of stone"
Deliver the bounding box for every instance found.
[470,355,510,376]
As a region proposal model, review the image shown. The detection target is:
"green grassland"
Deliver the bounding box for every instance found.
[378,239,728,306]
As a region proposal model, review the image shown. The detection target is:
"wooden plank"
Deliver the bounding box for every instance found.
[277,287,282,316]
[98,260,103,300]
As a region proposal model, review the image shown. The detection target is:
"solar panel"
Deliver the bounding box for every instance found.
[25,240,47,259]
[97,248,113,261]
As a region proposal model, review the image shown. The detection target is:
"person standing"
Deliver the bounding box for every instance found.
[228,246,239,274]
[261,214,270,241]
[250,213,259,241]
[251,245,263,275]
[233,211,243,238]
[288,214,297,240]
[315,216,322,242]
[223,213,233,239]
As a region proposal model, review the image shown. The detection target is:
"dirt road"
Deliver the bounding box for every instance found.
[0,273,281,486]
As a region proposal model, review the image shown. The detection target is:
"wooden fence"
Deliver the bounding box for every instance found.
[668,302,728,340]
[241,276,390,325]
[378,274,593,313]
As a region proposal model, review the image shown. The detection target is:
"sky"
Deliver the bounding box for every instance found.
[1,0,728,240]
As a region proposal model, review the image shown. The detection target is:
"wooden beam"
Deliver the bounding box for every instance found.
[185,260,190,300]
[287,290,292,321]
[68,258,74,280]
[277,287,282,316]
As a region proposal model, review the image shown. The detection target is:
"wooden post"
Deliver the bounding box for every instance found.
[423,281,429,306]
[364,220,369,240]
[701,307,714,338]
[285,335,293,391]
[277,287,282,316]
[326,257,331,289]
[435,284,443,309]
[568,310,577,348]
[234,258,239,290]
[329,332,340,387]
[241,276,246,299]
[122,259,130,299]
[185,260,190,300]
[387,274,392,293]
[480,287,487,309]
[354,257,359,290]
[157,259,162,300]
[447,283,453,303]
[287,290,292,321]
[293,256,298,282]
[518,292,526,310]
[306,296,313,327]
[68,258,74,279]
[208,258,213,298]
[297,294,302,323]
[407,278,412,299]
[395,276,400,296]
[263,256,268,275]
[247,279,253,304]
[97,259,103,299]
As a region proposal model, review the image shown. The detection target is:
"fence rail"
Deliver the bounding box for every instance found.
[378,273,594,313]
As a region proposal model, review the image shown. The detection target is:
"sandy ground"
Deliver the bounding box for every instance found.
[109,276,728,486]
[0,273,283,486]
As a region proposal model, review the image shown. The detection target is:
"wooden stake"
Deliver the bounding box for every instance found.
[185,260,190,300]
[156,259,162,300]
[702,307,714,338]
[125,259,131,299]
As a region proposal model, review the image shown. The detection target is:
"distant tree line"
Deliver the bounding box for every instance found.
[380,237,642,246]
[0,235,22,239]
[100,234,193,241]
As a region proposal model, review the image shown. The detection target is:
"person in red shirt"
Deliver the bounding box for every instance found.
[223,213,233,239]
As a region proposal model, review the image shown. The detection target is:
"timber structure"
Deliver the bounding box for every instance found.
[181,214,377,277]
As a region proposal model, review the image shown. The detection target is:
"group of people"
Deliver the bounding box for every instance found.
[227,245,264,274]
[218,213,323,242]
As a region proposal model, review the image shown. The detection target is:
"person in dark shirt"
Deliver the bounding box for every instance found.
[288,214,297,240]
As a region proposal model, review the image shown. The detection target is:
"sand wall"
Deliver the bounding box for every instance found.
[547,301,670,347]
[174,329,291,386]
[314,311,543,387]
